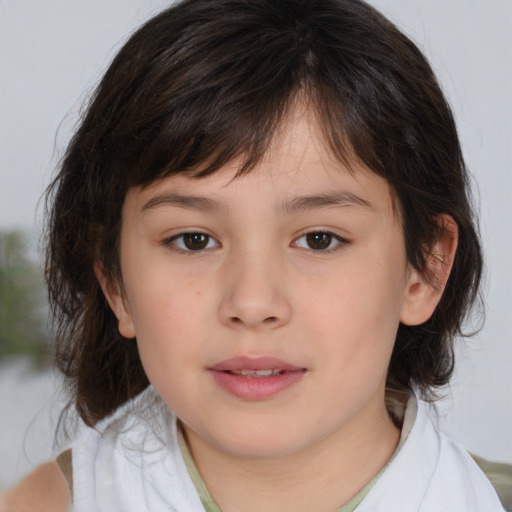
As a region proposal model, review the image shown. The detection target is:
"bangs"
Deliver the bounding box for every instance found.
[88,1,386,190]
[135,88,355,184]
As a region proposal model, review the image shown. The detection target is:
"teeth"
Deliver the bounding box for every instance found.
[254,369,276,376]
[230,369,281,377]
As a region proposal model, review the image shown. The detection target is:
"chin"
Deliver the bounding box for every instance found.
[207,421,313,460]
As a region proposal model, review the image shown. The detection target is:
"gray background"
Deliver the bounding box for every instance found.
[0,0,510,487]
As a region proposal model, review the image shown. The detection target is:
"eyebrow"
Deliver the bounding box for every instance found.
[142,194,229,214]
[141,191,372,214]
[278,192,373,214]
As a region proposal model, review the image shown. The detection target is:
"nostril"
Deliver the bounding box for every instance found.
[225,314,284,328]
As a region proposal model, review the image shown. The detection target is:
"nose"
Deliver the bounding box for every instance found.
[218,252,292,330]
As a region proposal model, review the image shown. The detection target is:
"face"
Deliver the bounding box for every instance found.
[103,108,430,462]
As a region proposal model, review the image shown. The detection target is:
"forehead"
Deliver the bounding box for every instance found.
[124,105,395,217]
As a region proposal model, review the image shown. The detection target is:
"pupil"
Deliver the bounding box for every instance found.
[184,233,208,250]
[307,232,332,250]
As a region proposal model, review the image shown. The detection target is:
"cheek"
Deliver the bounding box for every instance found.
[125,280,217,420]
[130,294,204,408]
[125,276,211,371]
[302,250,407,364]
[127,264,207,324]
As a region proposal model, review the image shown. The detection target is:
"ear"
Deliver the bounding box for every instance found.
[400,215,458,326]
[94,263,136,338]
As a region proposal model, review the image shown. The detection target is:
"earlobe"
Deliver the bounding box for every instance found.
[94,263,136,338]
[400,215,458,326]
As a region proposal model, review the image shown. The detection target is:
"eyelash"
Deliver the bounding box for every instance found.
[163,230,350,253]
[293,232,350,252]
[165,232,220,252]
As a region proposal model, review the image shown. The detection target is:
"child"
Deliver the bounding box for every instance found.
[2,0,509,510]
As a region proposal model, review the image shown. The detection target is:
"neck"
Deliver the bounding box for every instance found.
[184,400,400,512]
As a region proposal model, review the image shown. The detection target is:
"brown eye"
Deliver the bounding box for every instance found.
[168,232,219,251]
[305,232,333,250]
[183,233,209,250]
[294,231,348,251]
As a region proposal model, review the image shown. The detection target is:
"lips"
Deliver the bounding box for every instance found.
[210,355,303,372]
[208,356,306,400]
[230,369,281,377]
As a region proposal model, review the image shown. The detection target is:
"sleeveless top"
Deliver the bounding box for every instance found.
[57,387,506,511]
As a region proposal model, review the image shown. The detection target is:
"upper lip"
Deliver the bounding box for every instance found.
[209,356,304,372]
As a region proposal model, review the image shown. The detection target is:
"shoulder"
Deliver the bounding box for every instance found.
[420,407,506,511]
[0,460,71,512]
[471,454,512,512]
[360,398,506,511]
[423,434,507,511]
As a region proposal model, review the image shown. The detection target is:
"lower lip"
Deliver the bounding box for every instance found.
[209,370,306,400]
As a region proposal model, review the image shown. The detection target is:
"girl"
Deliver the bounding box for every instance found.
[2,0,508,510]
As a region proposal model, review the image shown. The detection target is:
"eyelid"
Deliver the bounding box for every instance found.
[163,230,221,252]
[292,229,351,252]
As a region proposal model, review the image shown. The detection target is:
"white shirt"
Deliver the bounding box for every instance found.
[70,388,505,512]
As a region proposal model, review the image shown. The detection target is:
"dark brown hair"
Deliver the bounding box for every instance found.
[46,0,482,426]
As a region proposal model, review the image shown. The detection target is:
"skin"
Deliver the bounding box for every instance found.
[2,106,457,511]
[98,106,457,511]
[0,461,71,512]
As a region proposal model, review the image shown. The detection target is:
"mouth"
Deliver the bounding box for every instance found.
[228,369,284,377]
[208,356,306,400]
[209,355,304,373]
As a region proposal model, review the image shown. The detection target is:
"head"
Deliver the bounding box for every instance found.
[46,0,482,428]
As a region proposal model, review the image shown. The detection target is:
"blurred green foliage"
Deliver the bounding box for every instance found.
[0,229,52,366]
